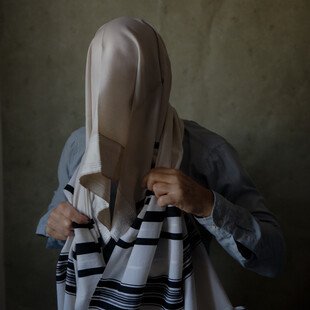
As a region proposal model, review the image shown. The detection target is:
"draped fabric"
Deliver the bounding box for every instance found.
[57,174,233,310]
[78,17,182,241]
[56,17,234,309]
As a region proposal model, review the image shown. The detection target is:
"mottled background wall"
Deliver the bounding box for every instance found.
[0,100,5,308]
[1,0,309,309]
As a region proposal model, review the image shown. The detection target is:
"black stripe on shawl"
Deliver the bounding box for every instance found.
[90,299,183,310]
[143,211,165,222]
[57,252,69,262]
[145,190,155,196]
[72,251,76,260]
[56,253,68,282]
[102,238,116,264]
[116,237,159,249]
[64,184,74,194]
[145,197,151,205]
[116,238,135,249]
[64,260,77,295]
[182,263,193,281]
[65,284,77,295]
[165,206,181,217]
[137,191,154,207]
[146,275,182,288]
[67,260,75,270]
[95,278,144,294]
[78,266,105,278]
[136,238,159,246]
[142,298,183,310]
[181,216,204,280]
[72,219,94,229]
[160,231,183,240]
[116,231,185,250]
[56,266,68,282]
[89,276,184,309]
[141,208,181,223]
[75,241,101,255]
[131,217,143,230]
[135,198,145,212]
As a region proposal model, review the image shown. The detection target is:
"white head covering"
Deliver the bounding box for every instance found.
[73,17,184,239]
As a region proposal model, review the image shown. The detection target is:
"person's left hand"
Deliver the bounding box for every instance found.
[142,167,214,217]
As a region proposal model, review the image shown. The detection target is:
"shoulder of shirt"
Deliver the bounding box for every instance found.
[183,119,231,154]
[65,127,86,155]
[68,126,85,141]
[67,127,86,144]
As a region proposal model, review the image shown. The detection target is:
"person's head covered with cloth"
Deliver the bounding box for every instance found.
[75,16,184,239]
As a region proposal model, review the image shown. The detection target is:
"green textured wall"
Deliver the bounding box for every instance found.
[1,1,309,309]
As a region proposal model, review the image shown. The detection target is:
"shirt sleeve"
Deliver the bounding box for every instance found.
[195,142,286,278]
[35,128,85,249]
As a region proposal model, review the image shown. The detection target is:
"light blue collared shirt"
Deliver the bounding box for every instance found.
[36,120,285,277]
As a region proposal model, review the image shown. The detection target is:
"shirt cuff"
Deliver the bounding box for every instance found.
[194,191,260,256]
[35,210,52,237]
[36,209,65,249]
[194,190,223,235]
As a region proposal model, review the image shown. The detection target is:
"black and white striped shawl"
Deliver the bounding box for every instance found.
[56,182,235,310]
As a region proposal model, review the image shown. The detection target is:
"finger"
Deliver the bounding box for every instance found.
[157,194,176,207]
[59,202,90,224]
[49,207,73,229]
[142,170,180,191]
[47,216,73,237]
[46,226,68,241]
[153,182,174,198]
[141,168,178,187]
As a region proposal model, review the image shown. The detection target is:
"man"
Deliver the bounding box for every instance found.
[36,17,285,309]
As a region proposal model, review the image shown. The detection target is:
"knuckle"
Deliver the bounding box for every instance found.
[148,173,155,182]
[63,219,72,228]
[66,208,73,217]
[67,208,77,219]
[153,183,160,191]
[50,208,57,217]
[172,174,178,182]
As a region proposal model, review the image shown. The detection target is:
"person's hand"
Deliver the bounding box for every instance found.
[46,202,90,240]
[142,167,214,217]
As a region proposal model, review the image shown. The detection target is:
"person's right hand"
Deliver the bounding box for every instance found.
[46,202,90,240]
